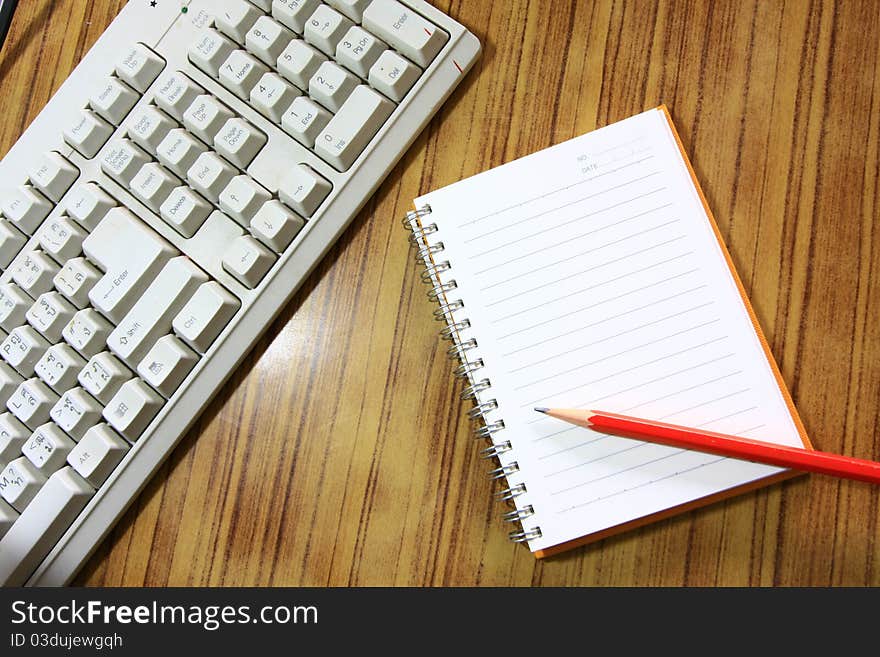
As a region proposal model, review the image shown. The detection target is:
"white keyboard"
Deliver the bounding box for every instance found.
[0,0,479,585]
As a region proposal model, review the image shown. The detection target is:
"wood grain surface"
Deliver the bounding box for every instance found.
[1,0,878,586]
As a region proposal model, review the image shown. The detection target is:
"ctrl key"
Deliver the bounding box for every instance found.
[172,281,240,353]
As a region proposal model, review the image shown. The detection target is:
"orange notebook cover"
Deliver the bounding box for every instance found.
[406,106,810,557]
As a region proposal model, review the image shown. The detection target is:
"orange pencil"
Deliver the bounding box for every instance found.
[534,408,880,485]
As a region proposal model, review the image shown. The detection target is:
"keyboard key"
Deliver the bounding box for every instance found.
[187,152,238,202]
[22,423,76,476]
[101,138,151,185]
[183,95,235,143]
[363,0,448,67]
[34,344,86,393]
[8,379,60,429]
[67,424,129,487]
[0,457,47,512]
[251,72,299,123]
[107,256,208,366]
[188,28,236,78]
[115,43,165,93]
[219,175,272,227]
[0,284,30,331]
[28,152,79,203]
[250,200,304,252]
[0,413,28,465]
[63,109,114,158]
[222,235,276,288]
[78,352,132,405]
[129,163,181,212]
[159,186,212,238]
[336,26,386,78]
[219,50,269,100]
[0,365,24,406]
[83,208,177,322]
[12,251,60,299]
[53,257,102,309]
[126,105,176,153]
[26,292,76,342]
[215,0,262,44]
[62,309,112,359]
[315,85,394,171]
[309,60,358,112]
[0,466,93,586]
[64,183,116,231]
[304,4,353,57]
[38,216,87,264]
[156,129,208,179]
[172,281,240,353]
[2,185,52,235]
[153,71,204,120]
[280,95,331,148]
[278,163,331,216]
[103,379,163,441]
[245,16,294,66]
[1,326,51,377]
[277,39,326,89]
[137,334,198,397]
[0,220,26,269]
[89,77,139,125]
[369,49,420,101]
[326,0,370,22]
[50,389,103,441]
[214,117,267,168]
[272,0,320,34]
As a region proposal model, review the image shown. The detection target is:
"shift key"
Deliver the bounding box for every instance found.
[83,208,177,323]
[107,257,208,366]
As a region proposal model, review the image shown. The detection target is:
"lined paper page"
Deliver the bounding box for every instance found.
[416,108,805,552]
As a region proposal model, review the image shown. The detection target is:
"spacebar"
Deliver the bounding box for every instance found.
[0,467,94,585]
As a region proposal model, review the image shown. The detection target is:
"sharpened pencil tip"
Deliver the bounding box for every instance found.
[534,407,549,414]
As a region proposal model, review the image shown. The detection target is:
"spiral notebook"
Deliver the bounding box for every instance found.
[404,106,810,557]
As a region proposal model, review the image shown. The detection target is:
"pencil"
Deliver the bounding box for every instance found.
[534,407,880,485]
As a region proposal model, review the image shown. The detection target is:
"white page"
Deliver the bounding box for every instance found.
[415,108,805,552]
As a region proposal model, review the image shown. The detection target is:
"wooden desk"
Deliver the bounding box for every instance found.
[1,0,877,586]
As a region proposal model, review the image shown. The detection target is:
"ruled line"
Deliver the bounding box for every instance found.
[521,353,737,423]
[545,442,647,478]
[485,245,692,309]
[538,435,608,459]
[473,206,675,277]
[514,328,725,389]
[478,219,681,291]
[455,155,655,229]
[656,389,750,420]
[502,278,718,348]
[696,406,758,427]
[501,291,711,358]
[618,370,744,412]
[468,187,668,256]
[556,457,728,512]
[529,369,745,440]
[533,425,579,442]
[521,336,729,405]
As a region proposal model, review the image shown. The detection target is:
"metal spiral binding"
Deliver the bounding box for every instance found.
[403,203,542,546]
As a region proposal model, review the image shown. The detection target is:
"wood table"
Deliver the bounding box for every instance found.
[1,0,877,586]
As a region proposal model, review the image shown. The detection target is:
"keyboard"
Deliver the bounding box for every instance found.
[0,0,479,586]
